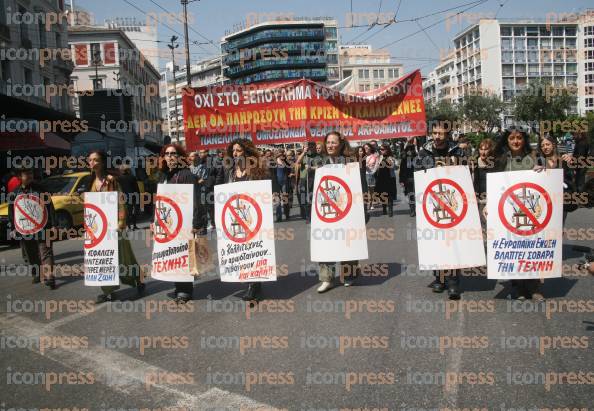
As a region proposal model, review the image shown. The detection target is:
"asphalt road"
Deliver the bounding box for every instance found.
[1,195,593,410]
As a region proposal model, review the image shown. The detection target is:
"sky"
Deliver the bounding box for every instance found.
[74,0,594,73]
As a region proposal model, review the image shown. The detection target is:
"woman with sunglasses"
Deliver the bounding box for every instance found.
[152,144,207,304]
[85,150,145,303]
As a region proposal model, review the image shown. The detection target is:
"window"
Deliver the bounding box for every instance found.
[527,39,537,49]
[500,27,511,36]
[586,38,594,48]
[515,51,525,62]
[526,26,538,36]
[540,26,551,36]
[0,0,6,25]
[38,18,46,48]
[567,63,577,73]
[587,74,594,84]
[586,50,594,60]
[501,51,513,63]
[19,6,29,44]
[358,69,369,79]
[90,43,102,65]
[514,38,525,50]
[0,60,10,81]
[565,27,576,36]
[513,27,525,36]
[103,42,116,64]
[373,69,384,79]
[502,64,513,76]
[388,68,399,78]
[359,84,365,92]
[501,38,512,49]
[585,86,594,95]
[541,38,551,49]
[503,78,513,89]
[93,78,103,89]
[586,98,594,108]
[552,27,564,36]
[541,64,552,75]
[24,68,33,85]
[566,38,576,48]
[515,65,526,75]
[528,51,538,62]
[528,64,539,75]
[585,26,594,36]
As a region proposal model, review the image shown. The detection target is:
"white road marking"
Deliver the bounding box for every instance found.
[0,312,276,409]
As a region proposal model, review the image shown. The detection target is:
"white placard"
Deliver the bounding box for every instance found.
[151,184,194,282]
[487,169,563,280]
[414,165,485,270]
[215,180,277,282]
[310,162,368,262]
[84,191,119,286]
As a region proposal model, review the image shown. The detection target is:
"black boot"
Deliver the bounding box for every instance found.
[447,272,461,300]
[241,283,262,301]
[382,205,387,215]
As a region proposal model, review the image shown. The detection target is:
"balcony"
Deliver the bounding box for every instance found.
[223,28,325,53]
[224,55,326,78]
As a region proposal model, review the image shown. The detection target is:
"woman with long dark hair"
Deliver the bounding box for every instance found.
[375,143,397,217]
[538,134,576,222]
[315,131,368,292]
[152,144,207,304]
[472,138,496,227]
[223,138,269,300]
[85,150,144,303]
[494,129,543,301]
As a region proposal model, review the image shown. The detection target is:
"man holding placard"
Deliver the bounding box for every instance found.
[8,166,57,289]
[414,121,468,299]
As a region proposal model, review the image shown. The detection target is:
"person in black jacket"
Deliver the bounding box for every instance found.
[8,166,56,289]
[118,165,140,230]
[151,144,207,304]
[414,122,465,300]
[399,137,418,217]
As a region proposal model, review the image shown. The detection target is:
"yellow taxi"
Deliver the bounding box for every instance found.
[0,171,146,241]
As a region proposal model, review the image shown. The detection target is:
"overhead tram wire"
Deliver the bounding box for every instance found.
[379,0,488,49]
[148,0,219,51]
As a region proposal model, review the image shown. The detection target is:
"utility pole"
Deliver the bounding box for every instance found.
[181,0,194,87]
[168,35,180,143]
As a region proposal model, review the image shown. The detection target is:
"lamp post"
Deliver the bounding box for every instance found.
[168,35,180,143]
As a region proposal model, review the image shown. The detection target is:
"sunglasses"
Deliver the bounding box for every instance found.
[164,151,178,157]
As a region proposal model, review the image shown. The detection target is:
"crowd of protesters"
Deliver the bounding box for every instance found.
[4,126,594,305]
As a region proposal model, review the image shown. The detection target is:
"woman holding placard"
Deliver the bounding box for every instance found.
[152,144,207,304]
[494,129,543,301]
[223,139,269,301]
[315,131,369,293]
[85,150,144,303]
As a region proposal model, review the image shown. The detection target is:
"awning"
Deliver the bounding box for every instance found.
[0,131,72,151]
[136,146,157,157]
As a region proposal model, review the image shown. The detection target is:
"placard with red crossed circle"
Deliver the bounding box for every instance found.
[498,182,552,236]
[154,195,183,243]
[314,175,353,223]
[422,178,468,229]
[221,194,263,243]
[13,193,48,235]
[83,204,108,249]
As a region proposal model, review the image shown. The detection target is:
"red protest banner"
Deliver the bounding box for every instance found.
[182,70,426,150]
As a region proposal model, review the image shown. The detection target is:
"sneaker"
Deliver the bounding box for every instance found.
[136,283,146,296]
[316,281,333,293]
[531,292,545,302]
[344,277,355,287]
[432,282,446,293]
[45,279,56,290]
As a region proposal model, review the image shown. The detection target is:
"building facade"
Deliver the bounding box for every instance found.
[423,51,456,105]
[161,57,223,145]
[451,18,585,124]
[577,11,594,114]
[221,17,339,85]
[338,45,403,93]
[0,0,75,117]
[68,25,162,144]
[104,17,160,71]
